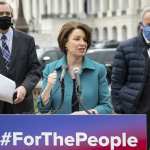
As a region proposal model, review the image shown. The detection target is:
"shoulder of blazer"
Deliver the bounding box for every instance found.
[13,28,34,41]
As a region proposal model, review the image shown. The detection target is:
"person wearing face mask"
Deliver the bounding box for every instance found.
[111,7,150,150]
[38,21,112,115]
[0,1,41,113]
[0,13,12,30]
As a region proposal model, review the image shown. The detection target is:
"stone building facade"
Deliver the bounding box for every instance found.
[6,0,150,45]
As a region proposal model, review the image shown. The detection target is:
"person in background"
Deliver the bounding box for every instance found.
[38,21,112,114]
[0,1,41,113]
[111,7,150,150]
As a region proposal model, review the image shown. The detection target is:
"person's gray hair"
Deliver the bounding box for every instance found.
[0,1,13,17]
[141,7,150,22]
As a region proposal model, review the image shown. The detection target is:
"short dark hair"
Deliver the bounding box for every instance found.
[57,21,92,54]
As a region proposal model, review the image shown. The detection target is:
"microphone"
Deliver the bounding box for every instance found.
[72,67,92,114]
[72,67,81,94]
[60,65,67,83]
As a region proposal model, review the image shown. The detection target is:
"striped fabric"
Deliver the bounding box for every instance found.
[1,34,11,69]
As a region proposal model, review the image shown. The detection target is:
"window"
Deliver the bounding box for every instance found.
[112,26,117,41]
[122,26,127,40]
[103,27,108,41]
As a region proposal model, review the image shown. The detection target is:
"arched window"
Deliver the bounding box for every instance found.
[112,26,117,41]
[122,25,127,40]
[92,28,99,42]
[103,27,108,41]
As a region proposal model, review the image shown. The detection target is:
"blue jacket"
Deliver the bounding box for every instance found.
[38,56,112,114]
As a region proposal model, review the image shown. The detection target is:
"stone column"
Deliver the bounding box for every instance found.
[61,0,67,15]
[53,0,59,15]
[39,0,44,16]
[35,0,41,31]
[21,0,30,22]
[90,0,97,15]
[127,0,137,15]
[69,0,74,15]
[86,0,91,15]
[68,0,78,17]
[74,0,78,15]
[28,0,40,32]
[77,0,86,18]
[47,0,52,16]
[117,0,125,16]
[107,0,115,17]
[98,0,107,18]
[32,0,37,18]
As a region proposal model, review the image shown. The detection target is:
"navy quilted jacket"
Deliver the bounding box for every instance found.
[111,34,149,113]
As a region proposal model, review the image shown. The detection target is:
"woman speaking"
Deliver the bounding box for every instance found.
[38,21,112,114]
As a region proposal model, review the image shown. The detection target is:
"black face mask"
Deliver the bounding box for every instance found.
[0,16,12,30]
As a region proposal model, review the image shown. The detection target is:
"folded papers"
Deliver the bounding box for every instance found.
[0,74,16,104]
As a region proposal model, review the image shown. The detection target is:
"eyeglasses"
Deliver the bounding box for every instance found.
[0,11,11,17]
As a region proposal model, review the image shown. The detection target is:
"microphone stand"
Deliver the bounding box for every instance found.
[74,77,92,114]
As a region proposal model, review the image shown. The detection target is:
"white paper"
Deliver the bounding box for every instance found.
[0,74,16,104]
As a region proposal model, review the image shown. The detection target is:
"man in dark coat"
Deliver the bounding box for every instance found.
[111,7,150,150]
[0,2,41,113]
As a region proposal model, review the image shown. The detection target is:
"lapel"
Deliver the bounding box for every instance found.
[9,29,19,70]
[0,29,19,75]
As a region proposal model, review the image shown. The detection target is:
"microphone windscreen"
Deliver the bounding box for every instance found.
[72,67,80,75]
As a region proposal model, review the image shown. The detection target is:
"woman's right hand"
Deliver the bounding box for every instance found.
[47,70,57,87]
[41,70,57,104]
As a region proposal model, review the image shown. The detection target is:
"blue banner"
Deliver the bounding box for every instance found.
[0,114,146,150]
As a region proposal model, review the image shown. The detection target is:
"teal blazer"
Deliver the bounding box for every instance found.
[38,56,112,114]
